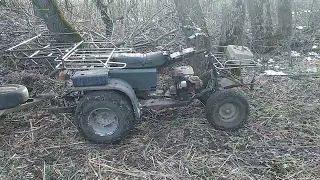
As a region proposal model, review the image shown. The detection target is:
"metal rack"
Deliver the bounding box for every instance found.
[210,45,260,70]
[5,33,82,70]
[5,32,260,73]
[5,32,134,71]
[212,56,259,70]
[55,41,133,70]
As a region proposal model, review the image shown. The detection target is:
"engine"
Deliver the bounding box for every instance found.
[170,66,203,98]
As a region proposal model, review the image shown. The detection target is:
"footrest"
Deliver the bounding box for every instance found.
[0,98,45,116]
[141,99,189,110]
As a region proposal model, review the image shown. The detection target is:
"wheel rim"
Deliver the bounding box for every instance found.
[88,108,119,136]
[217,102,239,122]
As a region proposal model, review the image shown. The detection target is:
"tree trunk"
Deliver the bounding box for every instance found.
[265,0,273,38]
[173,0,211,76]
[32,0,82,43]
[95,0,113,38]
[277,0,292,39]
[219,0,246,48]
[247,0,263,53]
[310,0,320,30]
[247,0,274,54]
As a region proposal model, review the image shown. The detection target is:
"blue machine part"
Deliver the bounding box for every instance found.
[109,68,157,91]
[71,68,158,91]
[71,69,109,87]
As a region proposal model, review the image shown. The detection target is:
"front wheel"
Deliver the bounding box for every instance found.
[205,89,249,130]
[74,91,134,144]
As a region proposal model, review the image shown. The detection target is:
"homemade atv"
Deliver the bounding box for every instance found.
[3,32,258,144]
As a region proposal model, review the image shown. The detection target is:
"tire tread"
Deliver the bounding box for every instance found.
[74,91,134,144]
[205,89,249,131]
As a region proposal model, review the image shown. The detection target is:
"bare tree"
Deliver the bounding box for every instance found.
[247,0,263,53]
[94,0,113,38]
[219,0,246,47]
[247,0,274,53]
[309,0,320,30]
[173,0,211,75]
[277,0,293,39]
[32,0,82,43]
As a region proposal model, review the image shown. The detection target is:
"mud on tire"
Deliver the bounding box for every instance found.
[205,89,249,130]
[74,91,134,144]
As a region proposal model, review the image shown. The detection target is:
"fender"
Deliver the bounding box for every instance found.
[72,78,141,119]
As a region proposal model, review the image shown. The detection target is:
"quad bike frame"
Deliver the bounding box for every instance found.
[3,31,259,144]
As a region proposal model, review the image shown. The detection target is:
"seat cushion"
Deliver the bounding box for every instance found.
[111,51,168,69]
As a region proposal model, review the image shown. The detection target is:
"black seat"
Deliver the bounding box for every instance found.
[111,51,169,69]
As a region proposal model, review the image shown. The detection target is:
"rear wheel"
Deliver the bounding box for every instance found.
[205,89,249,130]
[74,91,134,144]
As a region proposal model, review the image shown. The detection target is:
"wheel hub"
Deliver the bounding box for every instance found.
[96,111,116,126]
[218,103,239,122]
[88,108,119,136]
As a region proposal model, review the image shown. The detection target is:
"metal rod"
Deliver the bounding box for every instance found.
[15,56,59,60]
[74,48,132,51]
[41,32,81,36]
[55,62,63,69]
[8,47,53,52]
[6,34,41,51]
[59,59,113,62]
[60,41,84,69]
[62,62,126,66]
[29,45,50,58]
[103,48,115,68]
[61,56,114,60]
[61,41,84,60]
[7,46,73,52]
